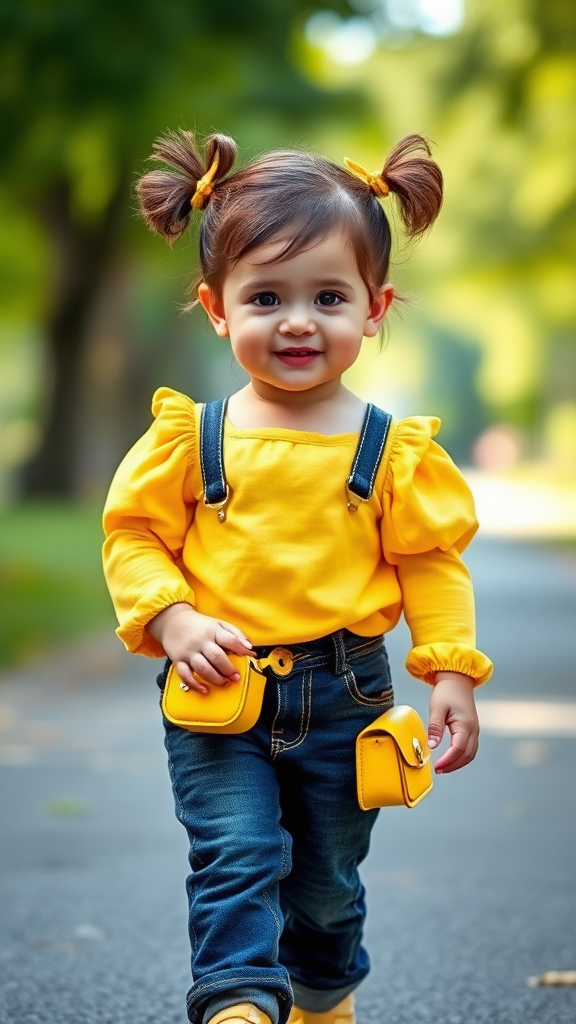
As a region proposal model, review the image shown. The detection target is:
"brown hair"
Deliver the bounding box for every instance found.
[136,130,443,300]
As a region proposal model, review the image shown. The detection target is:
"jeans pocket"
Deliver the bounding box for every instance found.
[345,646,394,707]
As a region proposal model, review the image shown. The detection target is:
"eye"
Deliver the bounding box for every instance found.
[316,291,343,306]
[253,292,280,307]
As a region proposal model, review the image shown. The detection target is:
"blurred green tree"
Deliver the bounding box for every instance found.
[432,0,576,448]
[348,0,576,443]
[0,0,358,496]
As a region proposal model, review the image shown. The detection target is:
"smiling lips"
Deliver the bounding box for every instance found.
[275,347,321,367]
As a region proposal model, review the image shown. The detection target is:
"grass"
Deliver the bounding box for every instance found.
[0,502,114,667]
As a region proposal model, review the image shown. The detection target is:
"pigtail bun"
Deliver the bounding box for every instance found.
[382,134,443,238]
[136,130,237,243]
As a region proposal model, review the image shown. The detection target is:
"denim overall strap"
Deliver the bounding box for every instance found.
[346,403,392,512]
[200,399,229,523]
[200,398,391,520]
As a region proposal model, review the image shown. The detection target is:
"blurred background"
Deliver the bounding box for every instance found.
[0,0,575,664]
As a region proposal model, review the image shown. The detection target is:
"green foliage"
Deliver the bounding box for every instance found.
[2,0,575,490]
[1,0,375,500]
[314,0,576,445]
[0,0,359,199]
[0,503,113,664]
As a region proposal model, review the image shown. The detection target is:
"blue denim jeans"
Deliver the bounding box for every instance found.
[159,629,394,1024]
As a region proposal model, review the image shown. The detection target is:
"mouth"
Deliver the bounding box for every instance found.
[275,347,322,367]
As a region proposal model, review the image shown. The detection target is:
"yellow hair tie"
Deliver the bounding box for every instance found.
[344,157,389,199]
[191,154,220,210]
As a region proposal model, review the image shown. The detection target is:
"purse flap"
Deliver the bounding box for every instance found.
[359,704,430,768]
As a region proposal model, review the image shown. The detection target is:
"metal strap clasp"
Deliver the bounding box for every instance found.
[345,477,370,513]
[204,485,230,523]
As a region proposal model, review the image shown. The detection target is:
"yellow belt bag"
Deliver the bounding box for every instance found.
[356,704,433,809]
[161,648,293,734]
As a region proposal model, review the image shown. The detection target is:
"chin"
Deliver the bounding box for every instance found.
[278,378,321,392]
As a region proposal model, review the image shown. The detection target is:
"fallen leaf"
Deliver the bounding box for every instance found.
[527,971,576,987]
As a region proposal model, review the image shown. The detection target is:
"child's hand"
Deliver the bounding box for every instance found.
[427,672,479,774]
[148,603,253,694]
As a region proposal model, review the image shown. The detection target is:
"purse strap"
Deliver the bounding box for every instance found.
[199,398,392,522]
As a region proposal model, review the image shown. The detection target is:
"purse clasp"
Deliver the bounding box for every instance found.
[412,737,425,765]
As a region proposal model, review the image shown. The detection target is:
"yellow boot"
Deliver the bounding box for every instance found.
[288,995,355,1024]
[207,1004,275,1024]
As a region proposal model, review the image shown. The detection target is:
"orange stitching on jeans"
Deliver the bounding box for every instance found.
[276,669,312,754]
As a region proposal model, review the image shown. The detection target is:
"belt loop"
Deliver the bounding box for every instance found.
[332,630,349,676]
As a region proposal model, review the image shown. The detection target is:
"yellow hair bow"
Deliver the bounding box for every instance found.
[344,157,389,199]
[191,154,220,210]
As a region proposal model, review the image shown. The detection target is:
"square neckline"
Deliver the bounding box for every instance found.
[223,413,360,444]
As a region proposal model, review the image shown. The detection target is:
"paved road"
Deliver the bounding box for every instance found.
[1,539,575,1024]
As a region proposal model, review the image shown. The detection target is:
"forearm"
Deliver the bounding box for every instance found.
[103,526,195,657]
[396,546,492,685]
[396,545,476,647]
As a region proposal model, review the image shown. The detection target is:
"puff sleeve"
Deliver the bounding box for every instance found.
[382,417,493,685]
[102,388,198,658]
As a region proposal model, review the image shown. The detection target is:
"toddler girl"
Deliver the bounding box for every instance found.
[103,130,492,1024]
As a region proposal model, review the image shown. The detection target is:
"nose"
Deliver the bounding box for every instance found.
[278,304,316,337]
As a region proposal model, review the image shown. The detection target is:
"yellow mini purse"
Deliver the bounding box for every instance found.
[161,647,294,734]
[356,704,433,809]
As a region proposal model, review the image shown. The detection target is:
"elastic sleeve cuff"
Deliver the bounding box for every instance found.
[115,585,196,658]
[405,643,493,686]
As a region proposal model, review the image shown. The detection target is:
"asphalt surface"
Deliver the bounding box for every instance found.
[1,538,575,1024]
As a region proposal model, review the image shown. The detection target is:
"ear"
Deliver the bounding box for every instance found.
[363,283,394,338]
[197,282,229,337]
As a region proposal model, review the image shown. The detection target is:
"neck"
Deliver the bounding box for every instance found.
[248,376,343,409]
[226,378,366,434]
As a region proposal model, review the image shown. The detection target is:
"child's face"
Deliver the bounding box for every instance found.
[198,230,392,396]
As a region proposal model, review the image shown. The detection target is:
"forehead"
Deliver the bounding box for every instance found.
[231,229,362,281]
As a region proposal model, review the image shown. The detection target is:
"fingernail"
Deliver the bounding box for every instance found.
[232,673,240,681]
[428,738,438,748]
[243,638,253,648]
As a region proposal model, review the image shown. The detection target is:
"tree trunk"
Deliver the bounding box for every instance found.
[22,176,126,498]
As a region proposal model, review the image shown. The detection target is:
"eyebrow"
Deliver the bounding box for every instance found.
[240,277,355,291]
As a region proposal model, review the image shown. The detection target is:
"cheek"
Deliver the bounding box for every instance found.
[328,314,365,345]
[335,325,364,361]
[230,330,267,368]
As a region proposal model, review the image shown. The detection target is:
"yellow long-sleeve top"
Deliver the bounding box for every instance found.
[102,388,492,685]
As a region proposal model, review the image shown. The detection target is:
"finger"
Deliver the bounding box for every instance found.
[204,641,242,682]
[215,625,253,657]
[433,729,469,773]
[436,743,476,774]
[175,660,209,695]
[218,620,252,649]
[427,712,446,750]
[191,652,237,688]
[435,728,478,774]
[453,731,480,771]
